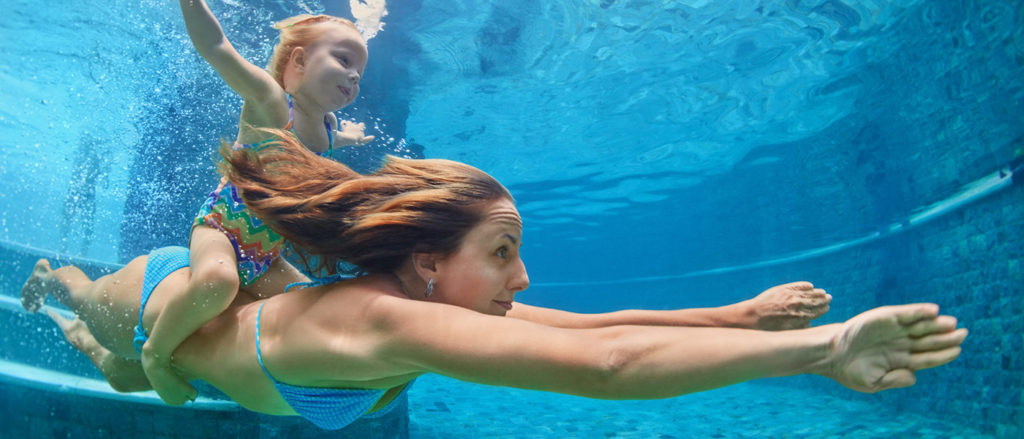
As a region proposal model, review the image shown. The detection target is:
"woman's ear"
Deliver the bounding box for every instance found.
[410,252,439,282]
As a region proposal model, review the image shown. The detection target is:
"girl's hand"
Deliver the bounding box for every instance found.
[336,120,375,147]
[141,344,198,406]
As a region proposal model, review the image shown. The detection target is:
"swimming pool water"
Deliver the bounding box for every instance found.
[1,0,1021,437]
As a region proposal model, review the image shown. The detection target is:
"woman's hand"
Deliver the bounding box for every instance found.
[816,304,966,393]
[739,281,831,330]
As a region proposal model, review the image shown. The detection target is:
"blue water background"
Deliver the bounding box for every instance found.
[1,0,1022,437]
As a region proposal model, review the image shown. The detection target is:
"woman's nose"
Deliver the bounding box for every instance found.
[508,258,530,293]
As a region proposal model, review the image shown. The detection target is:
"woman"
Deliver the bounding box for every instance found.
[23,130,966,431]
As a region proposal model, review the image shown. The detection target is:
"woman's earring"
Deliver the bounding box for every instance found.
[424,278,434,297]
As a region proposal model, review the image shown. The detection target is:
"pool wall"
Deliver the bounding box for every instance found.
[742,172,1024,437]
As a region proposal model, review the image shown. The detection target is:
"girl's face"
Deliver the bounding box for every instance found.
[294,24,368,111]
[431,198,530,316]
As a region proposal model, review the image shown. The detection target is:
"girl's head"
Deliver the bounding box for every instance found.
[267,15,368,110]
[219,129,515,276]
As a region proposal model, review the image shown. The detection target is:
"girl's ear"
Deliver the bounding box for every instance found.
[289,46,307,72]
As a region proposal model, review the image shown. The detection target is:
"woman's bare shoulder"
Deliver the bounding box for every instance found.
[268,274,426,385]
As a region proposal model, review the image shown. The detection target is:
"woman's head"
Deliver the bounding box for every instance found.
[219,129,514,276]
[267,15,368,110]
[418,195,530,316]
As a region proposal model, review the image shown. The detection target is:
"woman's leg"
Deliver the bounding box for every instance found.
[47,309,152,392]
[22,259,89,313]
[22,256,153,393]
[22,258,144,352]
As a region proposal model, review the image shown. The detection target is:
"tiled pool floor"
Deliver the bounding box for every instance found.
[408,375,993,438]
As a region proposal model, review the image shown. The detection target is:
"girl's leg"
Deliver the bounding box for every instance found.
[143,226,241,360]
[244,257,311,299]
[139,226,238,405]
[47,309,152,393]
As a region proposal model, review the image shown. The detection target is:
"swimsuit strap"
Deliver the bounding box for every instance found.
[285,93,335,159]
[324,117,334,159]
[285,272,356,293]
[286,93,295,122]
[255,302,275,381]
[283,94,295,131]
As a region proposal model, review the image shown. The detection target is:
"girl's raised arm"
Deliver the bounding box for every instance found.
[179,0,280,103]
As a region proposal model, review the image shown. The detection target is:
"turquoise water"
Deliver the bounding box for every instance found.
[1,0,1021,437]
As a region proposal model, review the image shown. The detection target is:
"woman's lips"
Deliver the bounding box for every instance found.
[493,300,513,310]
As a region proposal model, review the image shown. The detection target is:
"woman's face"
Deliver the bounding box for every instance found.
[432,198,530,316]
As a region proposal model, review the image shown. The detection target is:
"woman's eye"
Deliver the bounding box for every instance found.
[496,247,508,259]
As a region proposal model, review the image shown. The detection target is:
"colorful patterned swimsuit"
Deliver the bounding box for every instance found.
[191,96,335,286]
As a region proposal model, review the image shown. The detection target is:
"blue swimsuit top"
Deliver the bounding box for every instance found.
[255,276,413,430]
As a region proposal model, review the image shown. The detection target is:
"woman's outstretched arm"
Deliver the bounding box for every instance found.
[372,298,964,399]
[507,282,831,331]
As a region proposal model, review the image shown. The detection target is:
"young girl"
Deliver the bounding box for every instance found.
[146,1,374,405]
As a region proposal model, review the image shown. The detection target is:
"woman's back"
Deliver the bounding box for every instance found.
[173,274,418,414]
[170,291,292,414]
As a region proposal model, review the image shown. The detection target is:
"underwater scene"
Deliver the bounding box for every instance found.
[1,0,1021,437]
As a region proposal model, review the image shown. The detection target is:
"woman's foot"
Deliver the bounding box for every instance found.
[21,259,55,313]
[47,309,153,393]
[46,308,107,358]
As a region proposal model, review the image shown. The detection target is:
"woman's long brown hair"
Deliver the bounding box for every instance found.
[218,128,513,274]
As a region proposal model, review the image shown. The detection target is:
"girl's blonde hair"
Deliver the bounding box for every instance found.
[266,15,363,88]
[219,128,514,275]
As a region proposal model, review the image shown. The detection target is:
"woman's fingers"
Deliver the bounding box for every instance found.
[911,328,968,353]
[909,346,964,370]
[894,303,940,325]
[907,315,958,337]
[876,368,916,391]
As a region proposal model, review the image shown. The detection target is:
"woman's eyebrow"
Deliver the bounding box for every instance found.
[501,233,518,245]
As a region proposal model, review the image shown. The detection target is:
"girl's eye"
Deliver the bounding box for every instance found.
[496,247,508,259]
